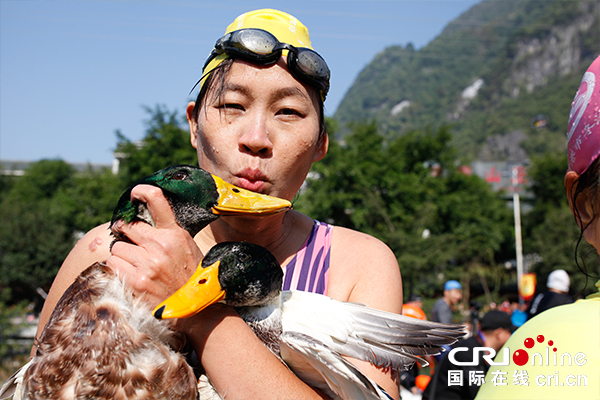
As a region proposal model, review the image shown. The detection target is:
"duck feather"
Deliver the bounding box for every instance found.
[280,290,464,371]
[280,331,392,400]
[1,263,197,400]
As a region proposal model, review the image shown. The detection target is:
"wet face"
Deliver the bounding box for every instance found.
[187,59,328,201]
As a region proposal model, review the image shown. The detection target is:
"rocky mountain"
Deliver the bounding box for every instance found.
[333,0,600,163]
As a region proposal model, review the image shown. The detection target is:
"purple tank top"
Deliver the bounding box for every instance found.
[282,220,332,295]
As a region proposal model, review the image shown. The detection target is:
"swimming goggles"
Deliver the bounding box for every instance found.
[203,28,330,99]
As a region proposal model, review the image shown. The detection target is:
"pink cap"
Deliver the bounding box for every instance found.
[567,55,600,174]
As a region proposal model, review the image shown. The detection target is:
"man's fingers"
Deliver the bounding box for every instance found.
[110,240,155,271]
[112,219,161,247]
[130,184,178,229]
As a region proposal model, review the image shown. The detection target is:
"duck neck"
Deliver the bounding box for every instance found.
[235,296,283,358]
[196,210,311,266]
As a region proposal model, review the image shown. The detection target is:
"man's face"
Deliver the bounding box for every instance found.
[448,288,463,304]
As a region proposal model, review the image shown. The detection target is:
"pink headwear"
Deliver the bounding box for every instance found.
[567,55,600,174]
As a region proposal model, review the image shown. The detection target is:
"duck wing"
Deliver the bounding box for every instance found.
[0,360,32,400]
[280,331,392,400]
[280,290,465,372]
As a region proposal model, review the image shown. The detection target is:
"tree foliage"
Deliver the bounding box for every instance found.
[0,160,80,304]
[115,105,197,187]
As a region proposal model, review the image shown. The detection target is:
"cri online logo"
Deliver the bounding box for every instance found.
[449,334,587,367]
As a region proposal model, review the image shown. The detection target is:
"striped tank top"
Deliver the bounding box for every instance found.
[282,220,333,295]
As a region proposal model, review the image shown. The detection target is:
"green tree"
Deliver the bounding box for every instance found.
[0,160,124,305]
[59,167,125,231]
[0,292,29,363]
[0,160,79,304]
[433,172,513,300]
[525,152,570,226]
[115,105,198,186]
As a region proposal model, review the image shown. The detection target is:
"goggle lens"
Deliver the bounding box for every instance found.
[296,49,329,78]
[232,30,278,56]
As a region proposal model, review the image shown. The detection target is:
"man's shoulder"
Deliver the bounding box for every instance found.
[327,225,401,310]
[547,291,574,303]
[329,225,399,276]
[432,298,449,309]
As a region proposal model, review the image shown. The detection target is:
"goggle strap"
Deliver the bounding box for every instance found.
[190,62,226,96]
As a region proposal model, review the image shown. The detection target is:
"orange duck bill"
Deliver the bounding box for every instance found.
[153,260,224,320]
[211,175,291,216]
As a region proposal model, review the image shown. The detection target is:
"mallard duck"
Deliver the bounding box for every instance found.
[110,164,292,239]
[154,241,465,400]
[0,165,291,400]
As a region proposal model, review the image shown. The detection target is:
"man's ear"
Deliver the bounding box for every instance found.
[565,170,593,229]
[187,101,199,150]
[313,133,329,163]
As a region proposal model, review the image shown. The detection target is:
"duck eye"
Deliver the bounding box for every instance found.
[238,252,250,263]
[173,172,187,180]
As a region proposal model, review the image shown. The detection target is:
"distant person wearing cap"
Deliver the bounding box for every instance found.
[527,269,574,319]
[35,8,404,400]
[476,55,600,400]
[422,311,515,400]
[431,280,463,324]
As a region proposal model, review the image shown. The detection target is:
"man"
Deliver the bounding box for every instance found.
[431,280,463,324]
[527,269,574,319]
[422,311,515,400]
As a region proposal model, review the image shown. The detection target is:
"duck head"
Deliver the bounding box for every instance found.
[111,165,291,238]
[153,241,283,319]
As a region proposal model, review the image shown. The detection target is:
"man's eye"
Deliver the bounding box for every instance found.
[278,108,301,116]
[220,103,244,111]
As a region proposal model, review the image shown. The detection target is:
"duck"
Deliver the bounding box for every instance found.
[0,165,291,400]
[109,164,292,240]
[153,241,466,400]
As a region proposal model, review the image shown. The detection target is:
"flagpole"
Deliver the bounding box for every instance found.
[513,191,524,306]
[512,166,524,306]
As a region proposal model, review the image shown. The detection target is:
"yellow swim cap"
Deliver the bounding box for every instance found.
[200,9,319,93]
[226,9,313,49]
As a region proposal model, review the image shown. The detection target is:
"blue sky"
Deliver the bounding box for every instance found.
[1,0,481,165]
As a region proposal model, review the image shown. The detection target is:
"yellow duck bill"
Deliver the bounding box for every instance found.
[153,260,224,319]
[211,175,291,216]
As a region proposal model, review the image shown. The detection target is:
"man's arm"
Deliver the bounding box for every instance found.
[33,223,113,356]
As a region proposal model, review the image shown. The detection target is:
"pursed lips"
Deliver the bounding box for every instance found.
[235,168,270,192]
